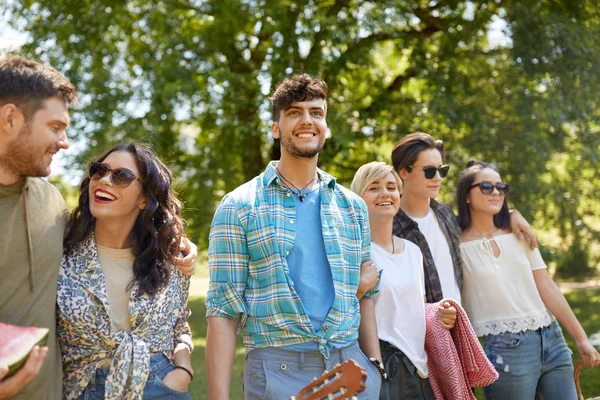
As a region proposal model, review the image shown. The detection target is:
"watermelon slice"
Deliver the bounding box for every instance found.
[0,323,49,378]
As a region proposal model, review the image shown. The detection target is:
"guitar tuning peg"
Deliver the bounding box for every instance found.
[334,363,340,367]
[312,377,317,382]
[323,369,329,374]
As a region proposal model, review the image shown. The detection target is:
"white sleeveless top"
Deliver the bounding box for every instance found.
[459,233,553,336]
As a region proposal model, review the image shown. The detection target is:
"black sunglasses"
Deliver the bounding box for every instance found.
[407,164,450,179]
[88,162,144,188]
[470,181,510,195]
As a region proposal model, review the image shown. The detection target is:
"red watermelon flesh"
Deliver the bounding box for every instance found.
[0,323,49,378]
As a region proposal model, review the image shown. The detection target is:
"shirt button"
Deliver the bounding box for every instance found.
[286,251,290,256]
[280,363,287,371]
[322,326,329,331]
[286,192,291,197]
[290,219,295,224]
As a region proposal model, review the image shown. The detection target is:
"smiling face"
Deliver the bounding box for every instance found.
[88,150,147,225]
[467,168,506,216]
[400,148,444,199]
[361,172,401,222]
[0,97,70,180]
[272,98,328,160]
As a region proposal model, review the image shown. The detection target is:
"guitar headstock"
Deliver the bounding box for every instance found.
[290,359,367,400]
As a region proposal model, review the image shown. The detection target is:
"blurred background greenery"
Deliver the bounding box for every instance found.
[2,0,599,279]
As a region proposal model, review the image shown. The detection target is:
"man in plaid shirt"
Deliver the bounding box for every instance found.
[205,74,384,399]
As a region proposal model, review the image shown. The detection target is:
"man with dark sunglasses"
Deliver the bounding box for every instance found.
[0,56,198,400]
[386,132,536,304]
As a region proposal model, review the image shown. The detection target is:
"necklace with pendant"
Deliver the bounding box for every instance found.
[276,167,318,202]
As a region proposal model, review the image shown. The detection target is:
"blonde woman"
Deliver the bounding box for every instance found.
[351,162,456,399]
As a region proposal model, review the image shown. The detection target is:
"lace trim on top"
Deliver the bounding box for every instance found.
[473,312,554,336]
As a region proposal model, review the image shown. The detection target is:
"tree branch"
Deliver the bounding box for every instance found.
[363,67,418,114]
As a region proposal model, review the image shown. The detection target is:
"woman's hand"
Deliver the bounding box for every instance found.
[162,368,192,392]
[357,261,378,300]
[438,302,457,330]
[577,339,600,368]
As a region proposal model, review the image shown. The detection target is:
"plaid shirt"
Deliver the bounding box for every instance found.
[392,199,463,303]
[206,161,374,357]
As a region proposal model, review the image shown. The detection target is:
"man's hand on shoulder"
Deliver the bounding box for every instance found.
[175,237,198,276]
[0,346,48,399]
[509,210,537,250]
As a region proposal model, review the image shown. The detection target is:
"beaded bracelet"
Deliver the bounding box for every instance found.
[368,357,388,382]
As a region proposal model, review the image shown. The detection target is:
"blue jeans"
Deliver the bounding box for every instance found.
[483,320,577,400]
[243,341,382,399]
[76,353,191,400]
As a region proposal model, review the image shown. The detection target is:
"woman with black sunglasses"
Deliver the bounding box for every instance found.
[456,160,599,400]
[57,143,194,399]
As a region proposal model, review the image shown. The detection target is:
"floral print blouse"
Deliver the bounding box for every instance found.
[57,234,193,400]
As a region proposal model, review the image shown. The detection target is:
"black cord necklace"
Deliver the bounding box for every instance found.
[276,167,317,202]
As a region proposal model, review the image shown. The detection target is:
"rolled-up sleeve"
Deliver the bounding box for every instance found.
[205,195,249,330]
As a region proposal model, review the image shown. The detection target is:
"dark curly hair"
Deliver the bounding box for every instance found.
[270,73,328,121]
[456,160,510,231]
[64,143,184,296]
[0,56,78,120]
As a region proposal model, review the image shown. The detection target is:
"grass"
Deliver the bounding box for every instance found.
[187,289,600,400]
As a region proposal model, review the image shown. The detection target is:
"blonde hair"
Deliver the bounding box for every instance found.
[351,161,402,196]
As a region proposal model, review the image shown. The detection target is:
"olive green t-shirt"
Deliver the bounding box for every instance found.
[0,178,68,400]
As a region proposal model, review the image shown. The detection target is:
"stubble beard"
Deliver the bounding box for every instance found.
[0,124,49,179]
[279,128,325,159]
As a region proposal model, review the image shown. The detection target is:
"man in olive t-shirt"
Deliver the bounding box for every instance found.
[0,56,77,400]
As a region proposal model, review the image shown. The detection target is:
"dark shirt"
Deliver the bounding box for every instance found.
[392,199,463,303]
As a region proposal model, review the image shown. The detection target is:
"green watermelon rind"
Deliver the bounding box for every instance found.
[4,328,49,378]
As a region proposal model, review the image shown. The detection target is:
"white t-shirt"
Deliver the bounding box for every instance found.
[371,240,428,377]
[410,209,462,304]
[460,233,553,336]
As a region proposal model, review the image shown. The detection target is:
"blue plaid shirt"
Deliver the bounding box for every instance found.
[206,161,375,357]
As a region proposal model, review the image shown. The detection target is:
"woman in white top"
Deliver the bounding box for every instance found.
[352,162,456,400]
[456,160,600,400]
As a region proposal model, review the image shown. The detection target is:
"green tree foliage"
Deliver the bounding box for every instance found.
[4,0,599,275]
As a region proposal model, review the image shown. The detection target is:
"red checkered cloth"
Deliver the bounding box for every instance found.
[424,298,498,399]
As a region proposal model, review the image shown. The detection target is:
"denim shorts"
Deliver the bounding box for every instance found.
[76,353,191,400]
[483,320,577,400]
[243,340,382,400]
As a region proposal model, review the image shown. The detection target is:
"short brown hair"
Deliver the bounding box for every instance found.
[269,74,327,121]
[391,132,445,175]
[0,56,78,120]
